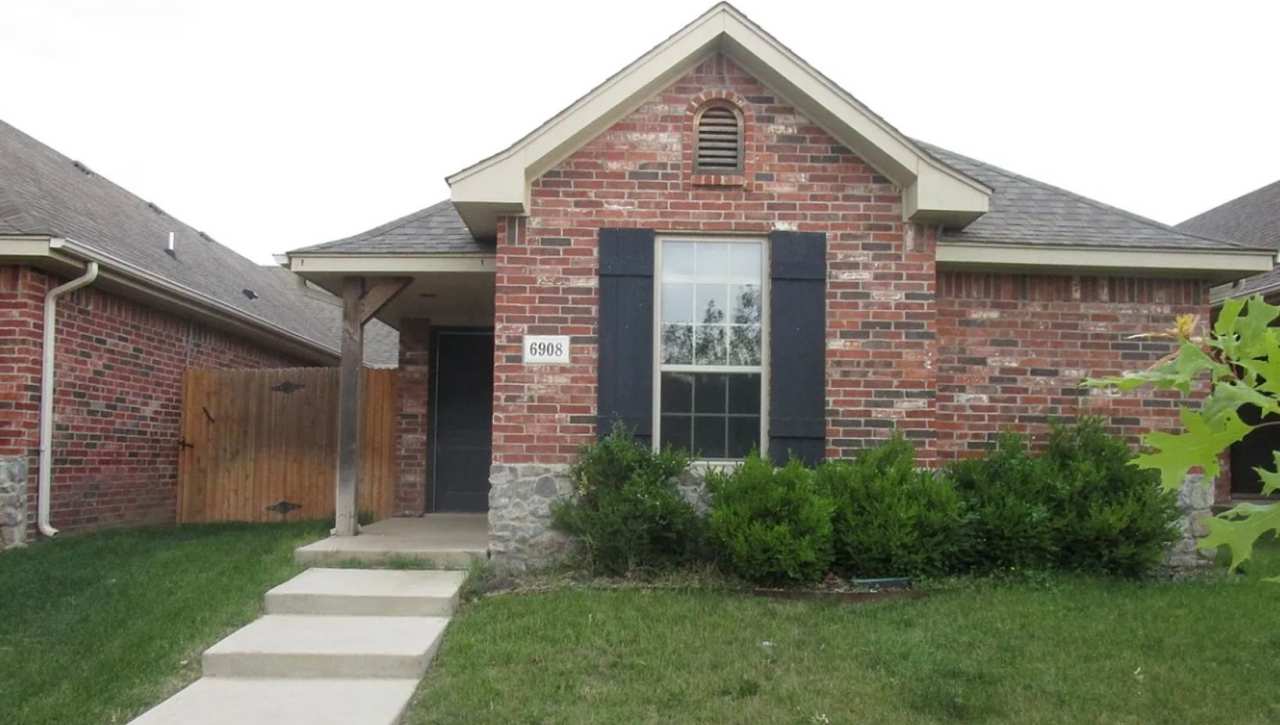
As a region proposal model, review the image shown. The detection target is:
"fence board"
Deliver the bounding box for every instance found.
[177,367,398,523]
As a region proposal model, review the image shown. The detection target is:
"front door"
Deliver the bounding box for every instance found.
[430,330,494,512]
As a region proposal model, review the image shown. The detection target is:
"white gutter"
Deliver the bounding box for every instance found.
[38,261,99,537]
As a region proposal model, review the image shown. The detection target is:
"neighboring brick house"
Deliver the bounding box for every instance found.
[282,3,1273,566]
[0,120,396,547]
[1176,180,1280,499]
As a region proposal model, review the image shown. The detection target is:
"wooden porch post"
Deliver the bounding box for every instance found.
[335,275,411,536]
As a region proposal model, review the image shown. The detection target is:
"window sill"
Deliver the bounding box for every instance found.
[690,173,747,189]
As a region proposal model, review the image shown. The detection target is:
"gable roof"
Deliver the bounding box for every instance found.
[276,2,1271,285]
[290,199,488,256]
[1176,180,1280,251]
[446,2,990,239]
[925,143,1259,251]
[0,119,396,363]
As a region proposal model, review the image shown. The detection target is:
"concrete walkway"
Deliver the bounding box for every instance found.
[131,519,481,725]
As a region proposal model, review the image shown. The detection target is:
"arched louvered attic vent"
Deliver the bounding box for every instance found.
[695,104,743,173]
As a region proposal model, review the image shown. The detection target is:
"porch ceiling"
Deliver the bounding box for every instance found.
[290,265,495,329]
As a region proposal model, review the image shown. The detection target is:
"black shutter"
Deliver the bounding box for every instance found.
[597,228,656,443]
[769,230,826,466]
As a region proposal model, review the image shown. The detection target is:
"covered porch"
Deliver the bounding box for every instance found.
[283,201,497,546]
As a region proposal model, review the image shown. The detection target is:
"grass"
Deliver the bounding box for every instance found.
[407,545,1280,724]
[0,520,327,725]
[3,521,1277,724]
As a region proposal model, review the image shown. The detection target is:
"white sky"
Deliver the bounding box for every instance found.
[3,0,1278,263]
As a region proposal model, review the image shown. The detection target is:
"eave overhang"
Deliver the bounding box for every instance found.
[446,2,991,239]
[937,241,1276,283]
[2,236,339,365]
[285,252,496,276]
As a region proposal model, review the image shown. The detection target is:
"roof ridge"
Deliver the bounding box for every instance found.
[915,139,1260,251]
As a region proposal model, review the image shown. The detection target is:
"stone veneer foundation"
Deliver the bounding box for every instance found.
[1167,474,1216,572]
[487,463,573,569]
[0,456,27,550]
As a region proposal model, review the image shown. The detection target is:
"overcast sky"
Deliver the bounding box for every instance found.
[4,0,1278,263]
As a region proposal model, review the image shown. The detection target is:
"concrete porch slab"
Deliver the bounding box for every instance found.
[294,514,487,568]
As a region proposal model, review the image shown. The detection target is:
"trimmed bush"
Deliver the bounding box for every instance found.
[706,455,834,584]
[816,436,965,577]
[1037,419,1179,576]
[946,419,1180,576]
[550,424,701,576]
[946,433,1056,573]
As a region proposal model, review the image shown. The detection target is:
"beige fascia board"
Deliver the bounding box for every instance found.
[46,238,339,364]
[287,253,497,274]
[448,199,526,242]
[904,164,990,227]
[0,235,57,257]
[447,3,990,236]
[446,8,724,189]
[937,242,1275,281]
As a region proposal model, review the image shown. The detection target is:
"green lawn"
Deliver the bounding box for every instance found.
[0,521,327,725]
[408,550,1280,724]
[4,523,1278,724]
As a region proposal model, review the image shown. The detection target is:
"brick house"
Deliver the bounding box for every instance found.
[1176,180,1280,500]
[280,3,1272,566]
[0,120,396,548]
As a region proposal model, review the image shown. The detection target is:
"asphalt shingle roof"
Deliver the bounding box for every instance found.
[1176,180,1280,251]
[922,142,1260,251]
[290,200,489,255]
[1173,180,1280,302]
[0,119,396,365]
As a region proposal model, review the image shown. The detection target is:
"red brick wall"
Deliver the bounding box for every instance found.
[493,54,929,464]
[395,318,430,515]
[0,266,45,465]
[935,271,1208,458]
[488,53,1217,485]
[0,265,301,535]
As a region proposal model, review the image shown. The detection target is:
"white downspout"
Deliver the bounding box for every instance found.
[38,262,99,537]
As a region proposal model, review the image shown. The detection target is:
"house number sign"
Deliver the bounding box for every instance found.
[522,335,571,364]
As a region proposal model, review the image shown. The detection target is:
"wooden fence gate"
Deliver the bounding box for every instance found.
[177,367,398,523]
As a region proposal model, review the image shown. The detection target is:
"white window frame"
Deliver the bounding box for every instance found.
[652,234,770,462]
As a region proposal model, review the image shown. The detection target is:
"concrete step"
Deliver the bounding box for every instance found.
[265,568,466,617]
[293,538,485,569]
[203,614,449,679]
[128,677,419,725]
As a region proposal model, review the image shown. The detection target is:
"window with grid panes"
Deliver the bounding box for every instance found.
[656,238,765,459]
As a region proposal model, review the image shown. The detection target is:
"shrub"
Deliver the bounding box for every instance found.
[946,433,1056,573]
[1038,419,1179,576]
[550,424,701,576]
[945,419,1181,577]
[816,436,965,577]
[706,455,834,584]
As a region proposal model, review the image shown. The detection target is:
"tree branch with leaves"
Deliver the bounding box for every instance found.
[1084,294,1280,579]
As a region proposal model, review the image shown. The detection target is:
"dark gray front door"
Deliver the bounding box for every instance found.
[431,330,494,512]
